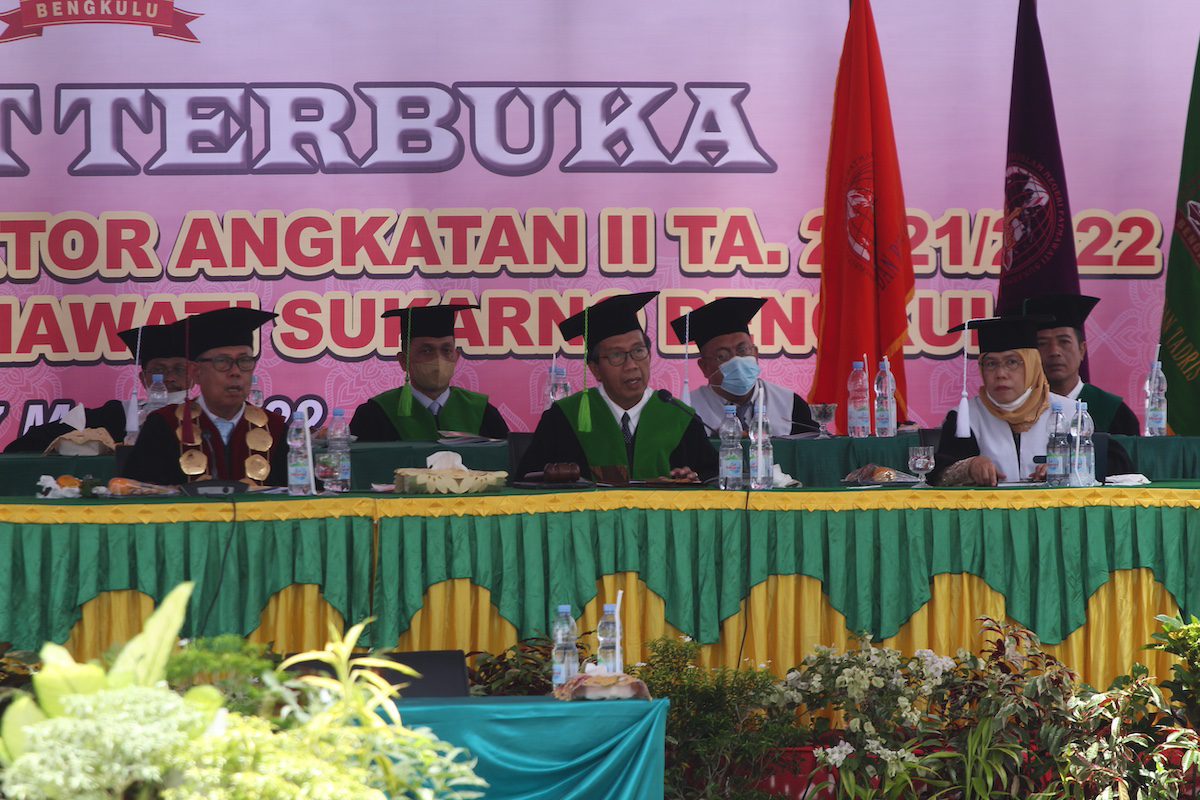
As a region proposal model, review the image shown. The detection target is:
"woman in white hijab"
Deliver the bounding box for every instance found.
[930,316,1068,487]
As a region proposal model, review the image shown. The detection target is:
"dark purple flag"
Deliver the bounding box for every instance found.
[997,0,1086,377]
[997,0,1081,311]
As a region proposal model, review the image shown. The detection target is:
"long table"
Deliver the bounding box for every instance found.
[2,485,1196,689]
[1,434,1197,495]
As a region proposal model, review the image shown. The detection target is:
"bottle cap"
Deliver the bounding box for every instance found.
[557,604,572,614]
[1051,403,1062,412]
[333,408,345,417]
[151,373,164,383]
[292,412,305,423]
[852,361,864,369]
[603,603,617,614]
[1079,402,1088,411]
[724,404,737,414]
[552,366,567,378]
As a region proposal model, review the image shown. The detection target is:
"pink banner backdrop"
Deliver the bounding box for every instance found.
[0,0,1197,441]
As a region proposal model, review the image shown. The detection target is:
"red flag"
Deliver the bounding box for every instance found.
[810,0,915,432]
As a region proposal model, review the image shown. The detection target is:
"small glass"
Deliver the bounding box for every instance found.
[811,403,837,439]
[908,446,935,488]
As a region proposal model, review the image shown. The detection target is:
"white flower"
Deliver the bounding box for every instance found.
[815,741,856,768]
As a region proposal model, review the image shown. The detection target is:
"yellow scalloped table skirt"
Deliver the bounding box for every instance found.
[66,584,344,662]
[63,571,1179,690]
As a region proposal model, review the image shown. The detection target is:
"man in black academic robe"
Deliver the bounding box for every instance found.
[351,303,509,442]
[518,292,717,483]
[1024,294,1140,436]
[123,308,289,487]
[5,322,189,453]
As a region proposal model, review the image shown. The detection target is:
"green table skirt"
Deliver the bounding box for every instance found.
[371,489,1200,647]
[0,500,375,649]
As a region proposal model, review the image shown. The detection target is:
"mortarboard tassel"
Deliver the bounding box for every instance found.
[398,312,414,416]
[955,324,972,438]
[680,311,692,406]
[577,307,592,432]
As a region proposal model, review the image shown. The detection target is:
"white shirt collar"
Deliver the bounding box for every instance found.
[196,393,245,445]
[596,384,652,432]
[1065,378,1084,401]
[413,387,451,412]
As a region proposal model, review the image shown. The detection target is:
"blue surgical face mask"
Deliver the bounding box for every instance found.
[718,356,760,397]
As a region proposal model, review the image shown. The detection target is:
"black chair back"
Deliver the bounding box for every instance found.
[284,648,470,698]
[507,431,535,479]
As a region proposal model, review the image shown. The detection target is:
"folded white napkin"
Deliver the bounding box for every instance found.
[426,451,466,470]
[63,403,87,432]
[771,463,802,488]
[1104,473,1151,486]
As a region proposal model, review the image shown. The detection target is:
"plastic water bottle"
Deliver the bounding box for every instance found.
[1069,401,1096,487]
[287,413,313,496]
[545,365,571,408]
[718,405,744,491]
[248,375,264,407]
[1145,360,1168,436]
[325,408,352,493]
[847,361,871,438]
[551,605,580,688]
[873,358,897,438]
[597,603,622,674]
[1046,403,1070,487]
[748,403,773,490]
[138,374,170,427]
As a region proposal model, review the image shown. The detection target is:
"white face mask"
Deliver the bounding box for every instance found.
[165,390,189,405]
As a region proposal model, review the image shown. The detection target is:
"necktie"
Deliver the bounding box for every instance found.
[621,412,634,464]
[428,401,441,417]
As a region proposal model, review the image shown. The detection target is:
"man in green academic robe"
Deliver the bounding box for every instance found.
[1023,294,1140,436]
[518,292,717,483]
[350,303,509,442]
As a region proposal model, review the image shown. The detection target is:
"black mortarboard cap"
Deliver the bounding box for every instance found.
[558,291,658,350]
[948,315,1051,353]
[669,297,767,349]
[381,303,478,343]
[1021,294,1099,332]
[117,322,185,367]
[182,307,277,359]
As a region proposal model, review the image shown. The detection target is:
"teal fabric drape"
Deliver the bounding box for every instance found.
[399,697,668,800]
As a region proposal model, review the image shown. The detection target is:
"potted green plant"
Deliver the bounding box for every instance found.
[0,582,486,799]
[632,635,810,800]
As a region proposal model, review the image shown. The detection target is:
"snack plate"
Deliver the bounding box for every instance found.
[840,477,921,487]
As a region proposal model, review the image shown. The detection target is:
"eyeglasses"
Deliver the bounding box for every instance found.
[980,356,1024,374]
[598,345,650,367]
[147,365,188,377]
[710,344,756,364]
[410,344,459,362]
[195,355,257,373]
